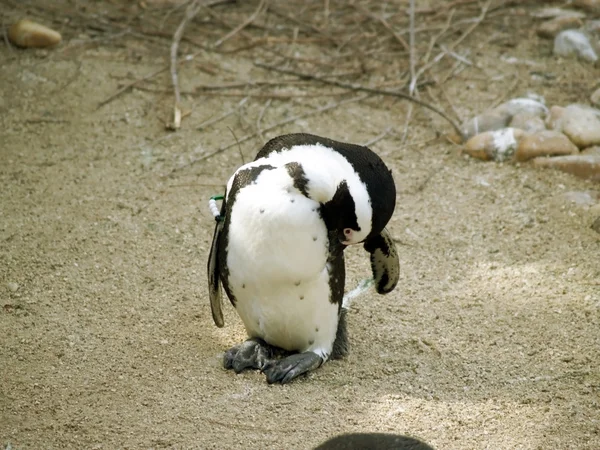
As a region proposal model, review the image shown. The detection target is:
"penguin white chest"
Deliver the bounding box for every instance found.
[226,169,340,358]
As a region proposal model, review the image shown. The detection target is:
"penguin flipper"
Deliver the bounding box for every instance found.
[208,219,225,327]
[363,228,399,294]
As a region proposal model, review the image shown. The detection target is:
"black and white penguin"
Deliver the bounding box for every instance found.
[207,133,399,384]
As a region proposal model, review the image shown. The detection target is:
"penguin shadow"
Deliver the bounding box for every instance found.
[314,432,435,450]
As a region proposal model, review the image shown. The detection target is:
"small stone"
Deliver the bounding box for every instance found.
[456,98,548,143]
[537,15,583,39]
[458,110,512,142]
[592,216,600,234]
[533,153,600,182]
[545,105,566,131]
[591,87,600,107]
[7,282,19,292]
[509,112,547,133]
[573,0,600,13]
[558,105,600,149]
[583,146,600,155]
[553,30,598,63]
[8,19,62,48]
[516,130,579,162]
[464,128,525,162]
[531,8,587,19]
[495,98,548,119]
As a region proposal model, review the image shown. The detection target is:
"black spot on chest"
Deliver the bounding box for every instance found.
[284,162,309,197]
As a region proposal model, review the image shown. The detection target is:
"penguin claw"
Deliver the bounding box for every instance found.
[223,338,275,373]
[262,352,323,384]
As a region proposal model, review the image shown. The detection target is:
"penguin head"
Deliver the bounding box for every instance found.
[322,180,372,246]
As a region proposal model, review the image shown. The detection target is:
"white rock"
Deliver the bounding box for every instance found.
[509,112,547,133]
[7,282,19,292]
[553,30,598,63]
[531,8,586,19]
[495,98,548,118]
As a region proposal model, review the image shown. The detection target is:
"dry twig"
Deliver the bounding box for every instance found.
[214,0,267,48]
[164,94,368,176]
[168,0,204,130]
[254,62,465,140]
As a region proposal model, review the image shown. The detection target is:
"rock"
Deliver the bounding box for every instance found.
[7,282,19,292]
[8,19,61,48]
[592,216,600,234]
[464,128,525,162]
[509,112,547,133]
[515,130,579,162]
[531,8,587,19]
[555,105,600,149]
[495,98,548,119]
[533,153,600,182]
[537,15,584,39]
[455,97,547,143]
[458,110,512,142]
[573,0,600,13]
[553,30,598,63]
[546,105,566,130]
[591,87,600,107]
[583,146,600,155]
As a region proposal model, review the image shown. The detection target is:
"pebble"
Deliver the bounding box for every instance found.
[8,20,61,48]
[553,30,598,63]
[515,130,579,162]
[533,153,600,182]
[7,282,19,292]
[495,98,548,119]
[464,128,525,162]
[591,87,600,107]
[457,110,511,142]
[531,8,587,19]
[509,112,547,133]
[454,97,548,143]
[537,15,584,39]
[583,146,600,155]
[554,105,600,149]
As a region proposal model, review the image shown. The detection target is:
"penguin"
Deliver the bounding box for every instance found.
[207,133,399,384]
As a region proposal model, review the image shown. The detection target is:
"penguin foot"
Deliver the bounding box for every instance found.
[262,351,323,384]
[223,338,279,373]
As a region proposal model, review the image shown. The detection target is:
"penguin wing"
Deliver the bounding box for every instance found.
[207,219,225,327]
[363,228,399,294]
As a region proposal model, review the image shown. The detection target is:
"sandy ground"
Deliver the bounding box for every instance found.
[1,1,600,449]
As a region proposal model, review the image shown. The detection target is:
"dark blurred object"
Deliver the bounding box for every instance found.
[314,433,435,450]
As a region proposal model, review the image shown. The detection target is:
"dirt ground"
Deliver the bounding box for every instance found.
[1,1,600,449]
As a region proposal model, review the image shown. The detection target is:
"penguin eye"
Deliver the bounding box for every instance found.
[343,228,352,236]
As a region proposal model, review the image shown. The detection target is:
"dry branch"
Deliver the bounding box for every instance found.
[254,62,465,140]
[214,0,267,48]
